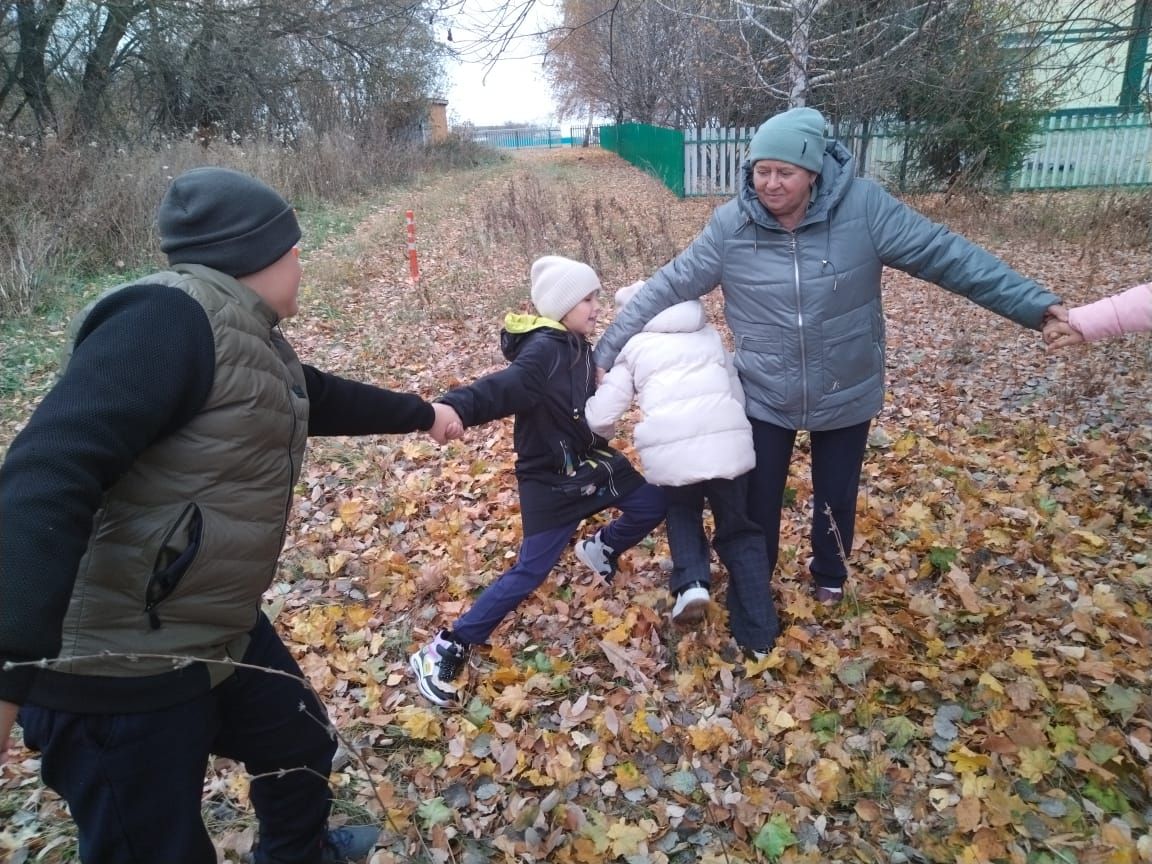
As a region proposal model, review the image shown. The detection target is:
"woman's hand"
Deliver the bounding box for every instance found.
[1043,318,1084,351]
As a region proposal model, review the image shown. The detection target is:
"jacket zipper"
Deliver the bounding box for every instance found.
[143,502,201,630]
[790,233,809,424]
[579,347,596,450]
[278,380,302,565]
[598,448,620,496]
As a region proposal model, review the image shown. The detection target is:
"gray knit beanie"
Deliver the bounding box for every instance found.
[158,167,301,277]
[748,107,827,173]
[530,256,601,321]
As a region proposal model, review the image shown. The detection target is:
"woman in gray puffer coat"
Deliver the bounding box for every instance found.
[593,106,1065,605]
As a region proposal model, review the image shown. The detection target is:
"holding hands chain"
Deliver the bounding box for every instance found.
[1041,303,1084,351]
[428,402,464,445]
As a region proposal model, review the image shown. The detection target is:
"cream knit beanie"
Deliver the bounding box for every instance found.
[530,256,601,321]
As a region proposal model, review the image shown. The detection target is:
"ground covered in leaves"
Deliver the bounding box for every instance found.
[2,149,1150,864]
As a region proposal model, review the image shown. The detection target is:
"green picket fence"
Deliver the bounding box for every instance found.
[600,123,685,197]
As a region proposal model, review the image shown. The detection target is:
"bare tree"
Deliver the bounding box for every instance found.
[449,0,1146,131]
[542,0,689,124]
[0,0,448,142]
[727,0,966,112]
[540,0,775,126]
[6,0,67,134]
[71,1,144,139]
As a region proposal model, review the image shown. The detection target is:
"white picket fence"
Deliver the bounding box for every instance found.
[1016,113,1152,189]
[685,127,757,197]
[684,112,1152,196]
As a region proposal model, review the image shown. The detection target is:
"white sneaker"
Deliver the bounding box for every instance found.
[671,582,710,624]
[409,630,469,706]
[574,530,617,580]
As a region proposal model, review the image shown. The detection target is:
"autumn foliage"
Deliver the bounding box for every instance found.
[2,149,1149,863]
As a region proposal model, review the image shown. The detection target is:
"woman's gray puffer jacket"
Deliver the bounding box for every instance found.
[593,140,1060,431]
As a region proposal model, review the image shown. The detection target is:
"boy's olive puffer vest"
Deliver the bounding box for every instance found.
[54,264,309,683]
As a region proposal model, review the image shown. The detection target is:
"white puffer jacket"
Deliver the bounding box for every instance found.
[586,283,754,487]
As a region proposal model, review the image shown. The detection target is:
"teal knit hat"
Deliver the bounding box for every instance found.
[748,107,827,173]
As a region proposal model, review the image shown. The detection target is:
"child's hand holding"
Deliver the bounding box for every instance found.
[430,402,464,444]
[1043,318,1084,351]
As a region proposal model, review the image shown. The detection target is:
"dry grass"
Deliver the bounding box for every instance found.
[912,186,1151,253]
[0,131,502,321]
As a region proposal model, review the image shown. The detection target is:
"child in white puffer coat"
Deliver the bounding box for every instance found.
[585,282,779,656]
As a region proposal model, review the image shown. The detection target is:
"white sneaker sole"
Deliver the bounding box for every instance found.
[574,542,612,578]
[671,588,710,625]
[409,650,459,707]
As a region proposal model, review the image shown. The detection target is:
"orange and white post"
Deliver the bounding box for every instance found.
[405,209,420,282]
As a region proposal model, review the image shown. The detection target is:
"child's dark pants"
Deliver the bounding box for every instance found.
[451,482,666,646]
[664,473,779,651]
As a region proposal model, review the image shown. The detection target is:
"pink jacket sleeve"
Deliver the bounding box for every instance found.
[1068,283,1152,342]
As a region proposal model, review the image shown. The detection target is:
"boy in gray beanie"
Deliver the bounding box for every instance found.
[0,166,460,863]
[158,165,302,276]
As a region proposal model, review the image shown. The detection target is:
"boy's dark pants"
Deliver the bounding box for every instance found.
[665,474,779,651]
[18,614,337,864]
[747,418,871,589]
[451,482,666,646]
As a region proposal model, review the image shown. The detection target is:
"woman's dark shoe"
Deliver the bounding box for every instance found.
[812,585,844,606]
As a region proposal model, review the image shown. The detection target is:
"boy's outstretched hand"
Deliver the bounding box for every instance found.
[429,402,464,444]
[1043,318,1085,351]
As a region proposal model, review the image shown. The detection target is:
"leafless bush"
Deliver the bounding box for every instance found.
[424,133,508,170]
[480,176,564,261]
[0,130,506,323]
[477,175,679,288]
[0,214,60,318]
[251,132,419,203]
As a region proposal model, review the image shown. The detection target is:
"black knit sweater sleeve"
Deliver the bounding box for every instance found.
[302,367,435,436]
[0,285,214,704]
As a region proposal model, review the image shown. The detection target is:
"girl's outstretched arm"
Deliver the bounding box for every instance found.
[437,337,551,427]
[1066,283,1152,343]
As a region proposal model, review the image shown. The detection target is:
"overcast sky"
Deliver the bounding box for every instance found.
[440,1,561,128]
[447,54,558,127]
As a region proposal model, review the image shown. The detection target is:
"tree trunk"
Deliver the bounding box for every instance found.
[70,1,142,140]
[1118,0,1151,112]
[12,0,66,135]
[787,0,816,107]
